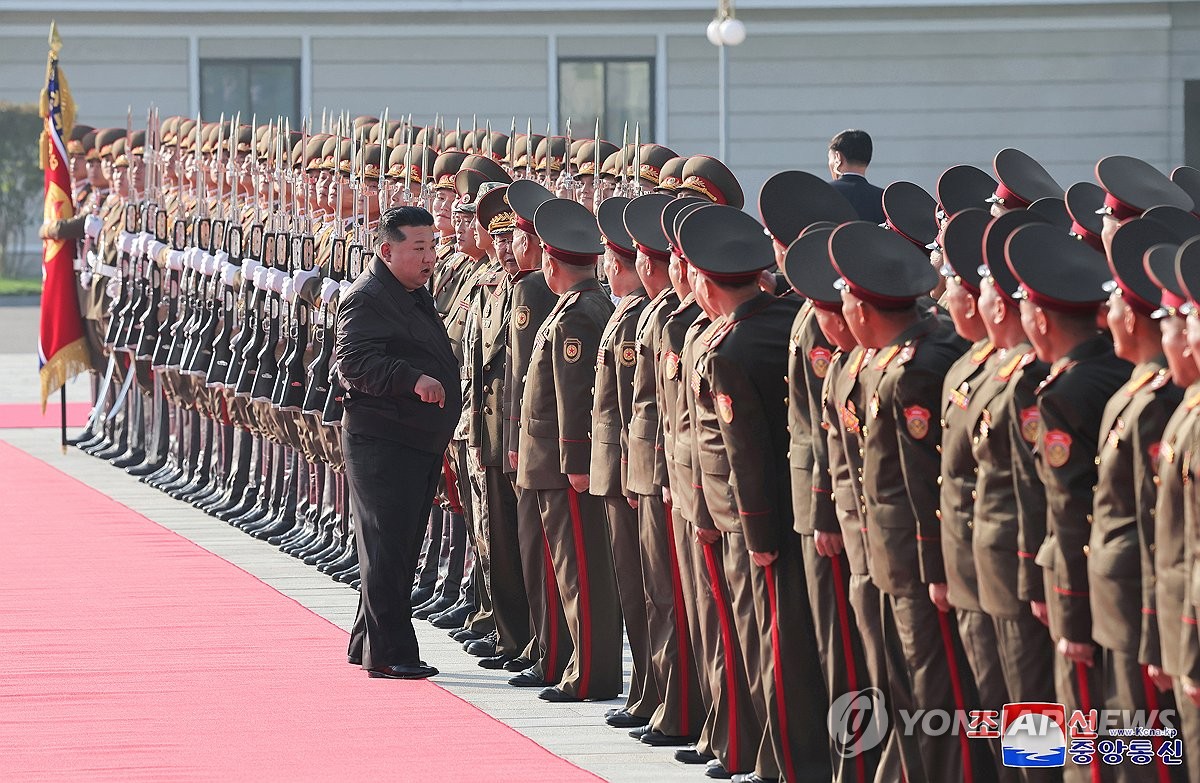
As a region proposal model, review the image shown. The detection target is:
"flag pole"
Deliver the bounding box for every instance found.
[60,386,67,454]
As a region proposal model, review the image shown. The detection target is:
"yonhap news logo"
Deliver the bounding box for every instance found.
[1000,703,1067,768]
[827,688,888,758]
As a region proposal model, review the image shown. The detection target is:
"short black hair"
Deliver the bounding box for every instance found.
[378,205,434,245]
[829,129,873,166]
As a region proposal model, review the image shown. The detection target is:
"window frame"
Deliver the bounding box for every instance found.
[199,57,301,125]
[557,55,656,143]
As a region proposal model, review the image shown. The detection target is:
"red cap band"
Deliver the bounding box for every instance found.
[546,245,598,266]
[1103,192,1140,222]
[1069,222,1104,252]
[845,280,919,310]
[1162,288,1186,312]
[635,242,670,263]
[992,182,1031,209]
[1020,284,1103,315]
[514,214,536,235]
[604,239,637,262]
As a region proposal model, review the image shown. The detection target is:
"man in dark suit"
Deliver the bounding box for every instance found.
[827,129,886,224]
[336,206,463,680]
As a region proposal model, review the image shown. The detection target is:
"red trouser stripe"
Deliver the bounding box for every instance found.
[703,541,740,772]
[764,563,796,783]
[567,488,592,698]
[663,502,691,735]
[542,534,561,679]
[935,610,974,783]
[442,456,463,514]
[830,556,866,782]
[1140,664,1171,783]
[1075,661,1102,783]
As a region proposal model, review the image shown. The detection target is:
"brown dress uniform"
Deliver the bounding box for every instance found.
[503,270,569,684]
[589,285,656,718]
[1033,334,1131,783]
[516,277,622,700]
[1089,359,1185,783]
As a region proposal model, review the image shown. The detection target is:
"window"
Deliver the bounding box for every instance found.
[1187,81,1200,169]
[559,58,654,143]
[200,59,299,125]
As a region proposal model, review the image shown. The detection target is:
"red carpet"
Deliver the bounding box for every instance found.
[0,441,599,782]
[0,402,90,428]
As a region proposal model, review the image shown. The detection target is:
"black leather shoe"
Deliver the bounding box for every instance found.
[537,686,582,703]
[675,748,715,765]
[478,654,516,670]
[451,628,484,643]
[605,710,650,729]
[503,656,534,673]
[367,662,438,680]
[641,729,698,747]
[628,724,652,739]
[507,670,550,688]
[731,775,777,783]
[430,603,472,629]
[464,637,497,657]
[705,760,734,780]
[348,655,362,666]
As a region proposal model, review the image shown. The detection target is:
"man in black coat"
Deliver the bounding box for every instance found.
[336,206,463,680]
[827,129,886,225]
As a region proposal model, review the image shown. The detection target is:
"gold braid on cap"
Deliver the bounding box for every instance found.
[681,175,720,203]
[364,164,380,178]
[488,210,517,233]
[638,163,661,184]
[578,161,596,175]
[67,140,84,155]
[435,173,457,189]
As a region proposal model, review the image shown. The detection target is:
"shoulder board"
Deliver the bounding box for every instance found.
[1034,360,1077,395]
[1187,391,1200,410]
[996,349,1034,382]
[971,341,997,365]
[895,341,917,367]
[874,344,901,371]
[560,290,583,309]
[850,347,875,379]
[1148,368,1172,392]
[704,319,736,351]
[482,270,503,286]
[1124,368,1159,397]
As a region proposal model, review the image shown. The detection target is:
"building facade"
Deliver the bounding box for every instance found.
[1,0,1199,206]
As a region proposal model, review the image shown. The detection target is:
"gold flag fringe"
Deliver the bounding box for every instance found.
[39,338,90,413]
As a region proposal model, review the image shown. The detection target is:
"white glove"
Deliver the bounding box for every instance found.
[242,257,262,283]
[167,250,185,272]
[146,239,167,260]
[201,254,219,276]
[106,278,120,299]
[265,269,287,294]
[80,269,93,288]
[117,231,135,254]
[252,266,269,290]
[281,279,296,303]
[319,277,340,306]
[221,261,241,288]
[292,266,319,292]
[84,214,102,239]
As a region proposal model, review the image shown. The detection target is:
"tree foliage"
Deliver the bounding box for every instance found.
[0,103,44,278]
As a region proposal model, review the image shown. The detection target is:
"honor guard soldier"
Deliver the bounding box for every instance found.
[591,194,658,727]
[503,178,571,691]
[516,197,622,703]
[829,221,990,783]
[623,193,707,745]
[986,148,1063,218]
[1006,221,1133,783]
[679,204,829,783]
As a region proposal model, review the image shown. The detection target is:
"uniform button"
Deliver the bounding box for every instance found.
[521,375,527,382]
[484,363,491,372]
[483,406,492,415]
[936,476,943,486]
[966,519,973,529]
[590,387,595,393]
[935,509,942,521]
[971,490,977,500]
[972,466,978,475]
[483,385,492,395]
[940,418,947,428]
[936,445,942,454]
[1150,542,1156,553]
[1083,545,1090,556]
[1086,514,1094,525]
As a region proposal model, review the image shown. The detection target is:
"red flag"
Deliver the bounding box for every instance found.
[38,22,89,410]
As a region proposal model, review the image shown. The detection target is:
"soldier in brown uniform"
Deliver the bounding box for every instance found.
[589,194,658,726]
[972,210,1060,754]
[935,207,1019,783]
[783,221,893,783]
[680,204,828,783]
[623,193,706,744]
[830,222,991,783]
[1147,241,1200,776]
[464,185,533,670]
[1006,222,1133,783]
[516,197,621,703]
[762,170,872,782]
[503,179,572,690]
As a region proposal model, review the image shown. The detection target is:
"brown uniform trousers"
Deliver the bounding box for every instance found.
[628,286,705,738]
[516,278,621,700]
[590,288,656,717]
[1033,335,1130,783]
[504,271,570,683]
[1090,361,1186,783]
[858,316,995,783]
[699,293,830,783]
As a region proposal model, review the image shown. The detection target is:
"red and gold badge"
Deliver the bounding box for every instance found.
[841,401,860,434]
[716,393,734,424]
[809,347,832,379]
[563,338,582,363]
[514,305,530,330]
[619,341,637,367]
[1148,441,1162,464]
[664,351,680,380]
[1044,429,1072,468]
[904,405,931,440]
[1019,406,1041,444]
